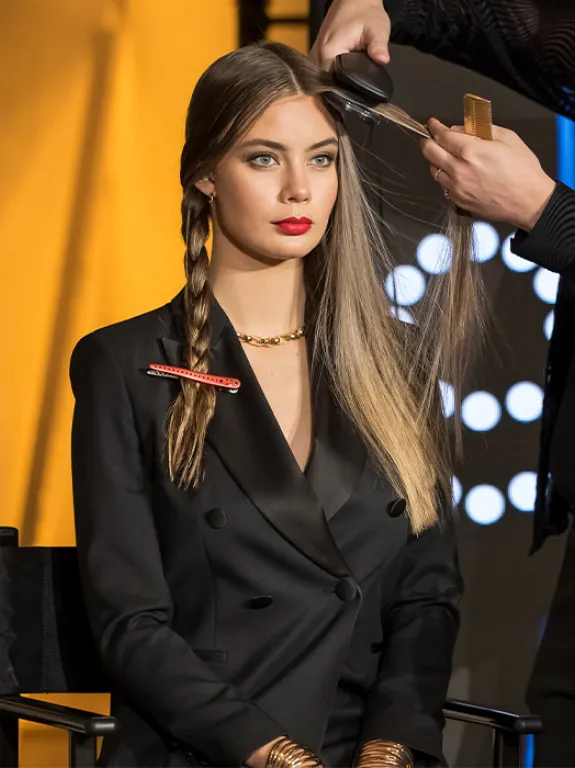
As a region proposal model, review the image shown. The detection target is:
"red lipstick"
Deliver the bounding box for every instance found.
[273,216,313,235]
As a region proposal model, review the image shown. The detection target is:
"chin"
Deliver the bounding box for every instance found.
[267,234,323,261]
[239,238,316,265]
[273,246,314,261]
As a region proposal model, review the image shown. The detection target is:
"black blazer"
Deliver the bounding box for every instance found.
[70,291,461,767]
[367,0,575,549]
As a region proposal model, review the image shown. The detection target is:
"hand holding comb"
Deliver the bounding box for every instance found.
[456,94,493,216]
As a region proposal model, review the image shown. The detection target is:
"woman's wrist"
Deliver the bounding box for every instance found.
[246,736,323,768]
[245,737,286,768]
[355,740,414,768]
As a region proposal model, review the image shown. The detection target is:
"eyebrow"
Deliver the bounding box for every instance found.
[239,138,338,151]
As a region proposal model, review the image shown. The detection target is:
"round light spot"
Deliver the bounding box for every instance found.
[471,222,499,263]
[389,306,416,325]
[384,265,426,307]
[544,311,554,341]
[461,391,502,432]
[501,235,536,273]
[508,471,537,512]
[416,234,453,274]
[533,268,560,304]
[505,382,544,423]
[439,381,455,418]
[465,485,506,525]
[452,476,462,507]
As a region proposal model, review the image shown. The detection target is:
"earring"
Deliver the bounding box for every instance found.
[208,192,215,205]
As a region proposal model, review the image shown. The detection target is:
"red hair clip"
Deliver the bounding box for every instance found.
[147,363,240,393]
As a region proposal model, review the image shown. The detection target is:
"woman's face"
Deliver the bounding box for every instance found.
[200,94,339,263]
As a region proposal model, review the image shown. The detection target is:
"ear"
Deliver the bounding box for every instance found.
[194,178,215,199]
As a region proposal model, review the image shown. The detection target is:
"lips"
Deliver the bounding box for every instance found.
[273,216,313,236]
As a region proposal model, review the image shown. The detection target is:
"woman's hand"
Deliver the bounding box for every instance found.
[245,737,285,768]
[310,0,391,69]
[245,737,324,768]
[421,118,557,232]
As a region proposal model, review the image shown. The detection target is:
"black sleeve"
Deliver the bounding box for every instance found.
[70,332,286,766]
[511,182,575,282]
[359,516,462,764]
[383,0,575,119]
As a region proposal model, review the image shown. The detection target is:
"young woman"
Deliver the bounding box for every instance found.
[70,41,477,768]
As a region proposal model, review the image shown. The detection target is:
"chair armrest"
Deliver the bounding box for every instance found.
[444,698,542,734]
[0,694,119,736]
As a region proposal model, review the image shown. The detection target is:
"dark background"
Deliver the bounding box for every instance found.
[350,45,568,767]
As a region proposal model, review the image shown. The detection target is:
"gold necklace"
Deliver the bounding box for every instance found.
[237,325,305,348]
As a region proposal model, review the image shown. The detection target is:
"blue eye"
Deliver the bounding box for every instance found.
[248,154,277,167]
[312,153,336,167]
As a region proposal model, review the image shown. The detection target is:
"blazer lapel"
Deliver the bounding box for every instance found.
[158,292,351,579]
[305,368,367,523]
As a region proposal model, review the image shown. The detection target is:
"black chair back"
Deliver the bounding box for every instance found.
[0,527,117,768]
[1,531,106,696]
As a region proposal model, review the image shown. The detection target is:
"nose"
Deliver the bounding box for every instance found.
[280,164,311,205]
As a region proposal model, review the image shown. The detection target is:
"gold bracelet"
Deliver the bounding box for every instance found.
[265,737,322,768]
[355,740,414,768]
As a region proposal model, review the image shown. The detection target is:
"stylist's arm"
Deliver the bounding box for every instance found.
[421,119,557,232]
[310,0,391,67]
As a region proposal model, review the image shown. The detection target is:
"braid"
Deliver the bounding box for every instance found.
[167,187,216,489]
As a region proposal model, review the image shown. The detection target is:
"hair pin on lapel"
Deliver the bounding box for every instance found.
[147,363,241,394]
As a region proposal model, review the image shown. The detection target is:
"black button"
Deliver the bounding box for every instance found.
[387,498,406,518]
[335,578,357,601]
[206,508,227,528]
[245,595,273,610]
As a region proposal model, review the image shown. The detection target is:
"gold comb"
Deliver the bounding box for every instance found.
[464,93,493,140]
[454,94,493,216]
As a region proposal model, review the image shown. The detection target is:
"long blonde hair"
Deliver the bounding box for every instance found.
[168,41,482,533]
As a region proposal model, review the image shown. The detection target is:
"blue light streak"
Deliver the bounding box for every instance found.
[557,116,575,188]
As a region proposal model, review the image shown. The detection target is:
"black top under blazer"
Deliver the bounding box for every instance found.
[70,290,461,767]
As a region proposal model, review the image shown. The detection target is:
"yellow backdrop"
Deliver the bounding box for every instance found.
[0,0,306,764]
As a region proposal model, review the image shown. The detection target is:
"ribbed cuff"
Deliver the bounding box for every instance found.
[511,181,575,278]
[385,0,409,30]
